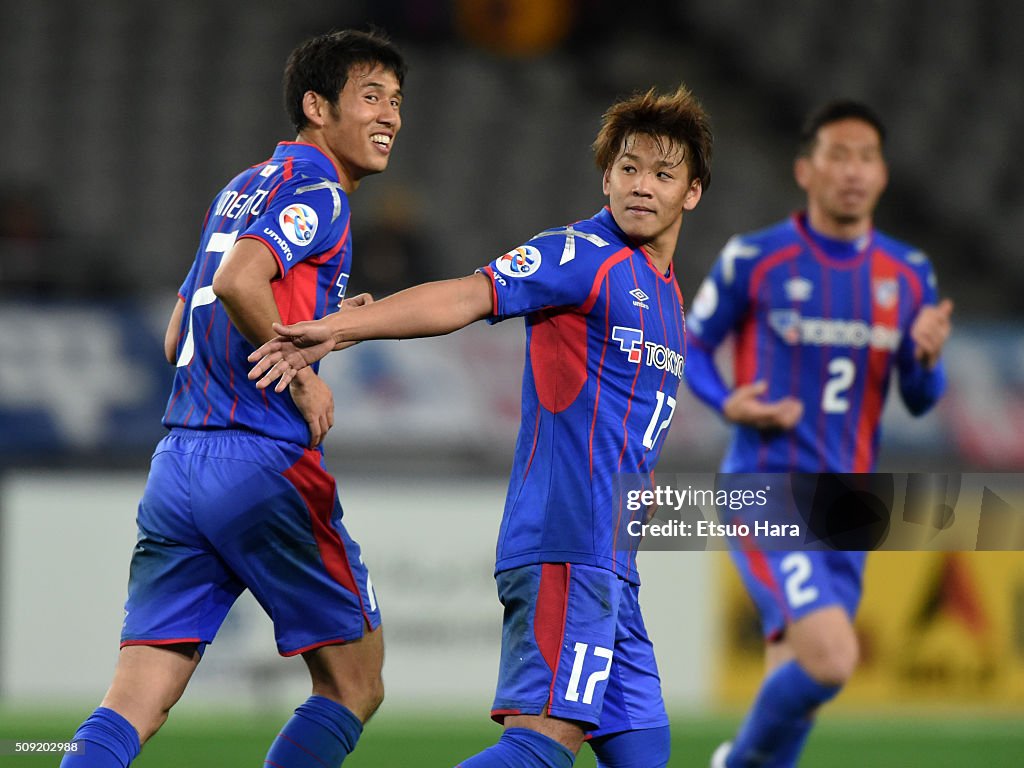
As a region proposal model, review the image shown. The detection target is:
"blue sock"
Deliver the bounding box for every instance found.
[591,726,671,768]
[727,661,839,768]
[765,717,813,768]
[264,696,363,768]
[60,707,140,767]
[457,727,575,768]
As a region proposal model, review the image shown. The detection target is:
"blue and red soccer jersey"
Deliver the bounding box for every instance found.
[124,142,377,655]
[687,213,947,639]
[165,142,353,446]
[479,207,687,586]
[478,206,682,734]
[686,213,946,473]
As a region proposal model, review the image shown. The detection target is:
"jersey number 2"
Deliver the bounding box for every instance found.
[821,357,855,414]
[176,231,239,367]
[781,552,819,609]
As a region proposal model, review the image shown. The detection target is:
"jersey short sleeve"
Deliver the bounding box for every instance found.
[687,235,761,348]
[906,249,939,307]
[481,225,623,322]
[895,248,940,358]
[240,175,350,278]
[177,259,199,302]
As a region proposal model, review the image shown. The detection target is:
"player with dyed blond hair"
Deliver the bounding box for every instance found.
[249,86,713,768]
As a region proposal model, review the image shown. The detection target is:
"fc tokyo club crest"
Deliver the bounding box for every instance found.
[768,310,801,344]
[873,278,899,309]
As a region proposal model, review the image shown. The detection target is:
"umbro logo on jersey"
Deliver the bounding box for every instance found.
[784,276,813,302]
[629,288,650,309]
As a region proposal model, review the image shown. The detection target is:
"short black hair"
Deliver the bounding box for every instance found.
[797,100,886,157]
[284,29,407,134]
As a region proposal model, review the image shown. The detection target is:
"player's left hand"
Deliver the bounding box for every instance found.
[288,370,335,448]
[911,298,953,369]
[723,381,804,431]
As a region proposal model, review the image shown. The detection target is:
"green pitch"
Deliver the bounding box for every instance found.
[2,707,1021,766]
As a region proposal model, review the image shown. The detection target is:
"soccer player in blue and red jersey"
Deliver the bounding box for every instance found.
[61,30,405,768]
[684,101,953,768]
[248,86,714,768]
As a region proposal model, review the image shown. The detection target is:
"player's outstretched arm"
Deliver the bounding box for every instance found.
[249,272,494,392]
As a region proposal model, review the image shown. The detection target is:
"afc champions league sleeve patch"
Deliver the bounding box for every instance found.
[278,203,319,247]
[494,245,542,278]
[691,277,718,320]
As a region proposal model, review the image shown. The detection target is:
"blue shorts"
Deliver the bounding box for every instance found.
[729,545,867,641]
[490,563,668,736]
[122,428,380,656]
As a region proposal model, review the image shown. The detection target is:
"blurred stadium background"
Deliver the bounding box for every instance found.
[1,0,1022,765]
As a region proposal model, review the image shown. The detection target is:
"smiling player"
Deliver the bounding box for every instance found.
[61,30,405,768]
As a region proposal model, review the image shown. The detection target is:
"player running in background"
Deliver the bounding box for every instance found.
[248,86,713,768]
[61,30,404,768]
[684,100,953,768]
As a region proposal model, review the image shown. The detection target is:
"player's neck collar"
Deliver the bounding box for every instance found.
[794,212,872,266]
[274,141,341,182]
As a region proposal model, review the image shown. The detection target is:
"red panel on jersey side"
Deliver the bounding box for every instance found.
[273,259,321,325]
[853,251,901,471]
[734,312,758,388]
[530,310,588,414]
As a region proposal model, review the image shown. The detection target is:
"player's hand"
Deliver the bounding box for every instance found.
[723,381,804,431]
[341,292,373,310]
[288,370,335,448]
[910,298,953,369]
[248,319,337,392]
[248,295,374,392]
